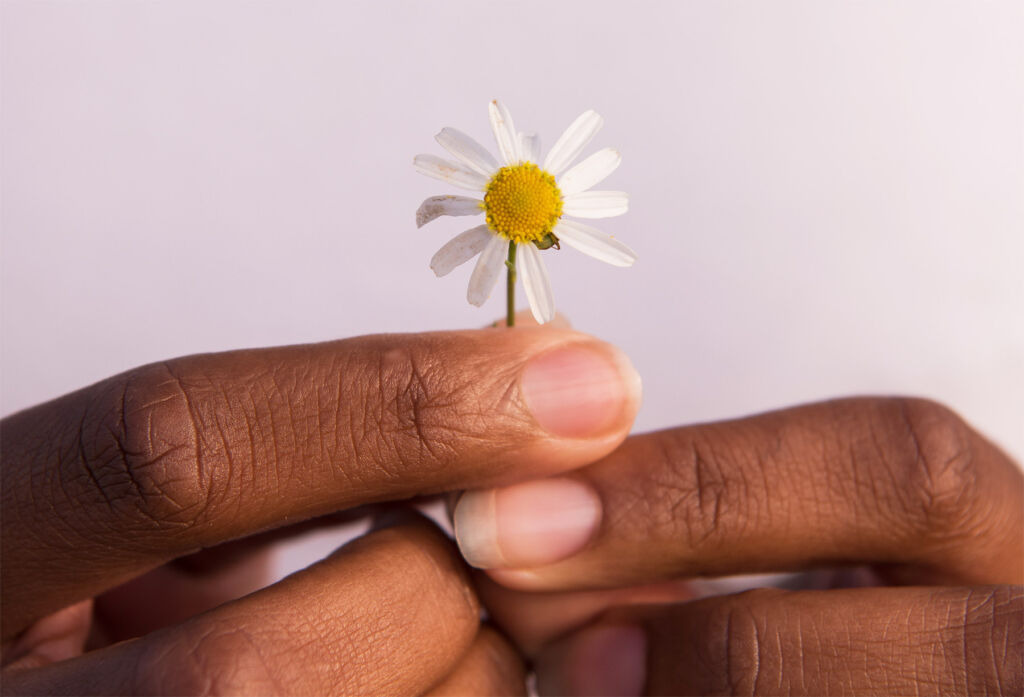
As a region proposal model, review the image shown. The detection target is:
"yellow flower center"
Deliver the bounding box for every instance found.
[483,163,563,243]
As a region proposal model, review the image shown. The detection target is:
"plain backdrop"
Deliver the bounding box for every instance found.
[3,1,1022,576]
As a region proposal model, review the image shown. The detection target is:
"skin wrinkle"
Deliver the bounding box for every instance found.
[673,433,735,555]
[282,362,306,459]
[862,403,917,538]
[770,618,783,694]
[260,369,288,500]
[269,363,302,485]
[85,377,183,533]
[374,349,414,484]
[211,414,243,524]
[740,431,770,540]
[270,370,298,504]
[235,394,261,505]
[648,433,700,533]
[313,362,327,466]
[477,397,1019,693]
[750,606,764,696]
[690,438,728,549]
[794,612,807,695]
[76,411,119,514]
[750,430,775,533]
[962,591,975,694]
[403,351,445,464]
[155,362,207,523]
[994,603,1010,693]
[728,600,761,695]
[895,399,979,541]
[723,432,755,543]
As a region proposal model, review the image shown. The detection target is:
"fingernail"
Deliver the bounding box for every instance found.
[454,478,601,569]
[521,344,639,438]
[536,625,647,697]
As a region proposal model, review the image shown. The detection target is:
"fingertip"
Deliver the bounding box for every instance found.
[453,489,504,569]
[454,478,601,570]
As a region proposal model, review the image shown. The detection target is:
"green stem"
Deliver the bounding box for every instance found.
[505,241,517,328]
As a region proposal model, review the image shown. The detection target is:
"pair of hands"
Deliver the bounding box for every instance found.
[2,319,1021,695]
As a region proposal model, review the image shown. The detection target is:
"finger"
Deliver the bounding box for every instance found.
[453,398,1023,589]
[476,568,880,657]
[4,514,482,696]
[2,600,92,670]
[93,506,379,643]
[425,627,528,697]
[534,586,1024,696]
[91,543,274,645]
[1,327,640,639]
[474,572,695,656]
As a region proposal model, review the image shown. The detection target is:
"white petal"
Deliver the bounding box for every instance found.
[488,100,521,165]
[467,234,507,306]
[520,132,540,164]
[555,220,637,267]
[416,195,483,228]
[435,128,500,177]
[557,148,621,196]
[413,154,488,191]
[562,191,629,219]
[430,225,492,277]
[543,110,603,176]
[518,243,556,324]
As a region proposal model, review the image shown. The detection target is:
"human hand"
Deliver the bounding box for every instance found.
[0,325,641,694]
[454,398,1024,695]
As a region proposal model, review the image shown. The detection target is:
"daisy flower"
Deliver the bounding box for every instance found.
[413,100,636,326]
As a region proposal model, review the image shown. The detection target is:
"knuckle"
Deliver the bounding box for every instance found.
[619,431,747,560]
[71,361,210,536]
[362,523,478,618]
[691,589,782,694]
[352,342,465,477]
[888,397,982,535]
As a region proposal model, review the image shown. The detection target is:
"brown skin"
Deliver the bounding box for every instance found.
[425,627,528,697]
[476,398,1024,696]
[4,514,527,695]
[4,321,1021,695]
[1,322,636,695]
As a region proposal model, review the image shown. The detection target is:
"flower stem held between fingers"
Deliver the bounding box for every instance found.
[414,100,637,324]
[506,241,517,327]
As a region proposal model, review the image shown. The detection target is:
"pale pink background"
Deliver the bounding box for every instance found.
[3,2,1022,574]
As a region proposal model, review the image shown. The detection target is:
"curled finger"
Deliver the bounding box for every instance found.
[5,515,481,696]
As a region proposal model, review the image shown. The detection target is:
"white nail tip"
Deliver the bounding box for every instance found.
[453,490,504,569]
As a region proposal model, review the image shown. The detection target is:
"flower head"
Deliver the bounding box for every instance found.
[414,100,635,324]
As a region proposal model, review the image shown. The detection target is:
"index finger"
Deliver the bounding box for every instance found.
[454,398,1023,590]
[1,327,640,640]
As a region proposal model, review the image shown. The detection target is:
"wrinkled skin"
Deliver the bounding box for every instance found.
[473,398,1024,696]
[2,320,1021,695]
[2,320,638,695]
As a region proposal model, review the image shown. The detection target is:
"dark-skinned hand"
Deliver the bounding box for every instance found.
[1,320,641,695]
[456,398,1024,696]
